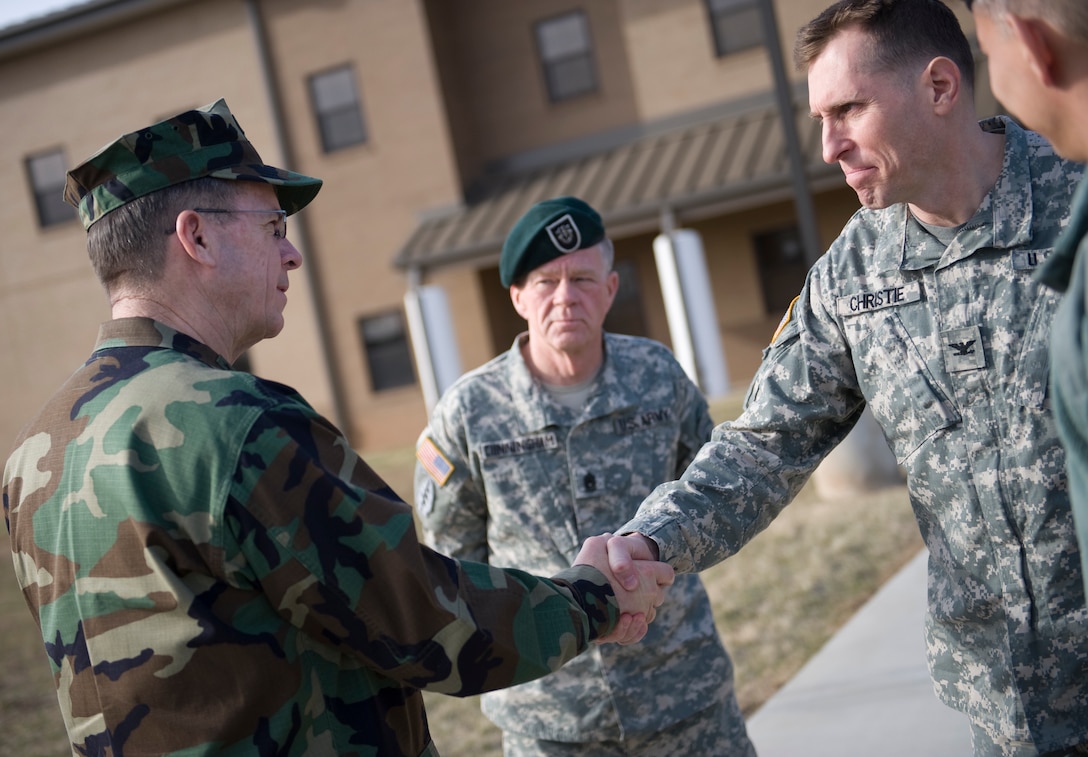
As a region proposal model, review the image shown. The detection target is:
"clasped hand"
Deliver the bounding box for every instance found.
[574,533,673,645]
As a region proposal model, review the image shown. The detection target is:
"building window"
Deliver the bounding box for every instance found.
[535,10,598,102]
[308,65,367,152]
[706,0,763,58]
[603,260,649,337]
[754,225,809,315]
[26,149,76,228]
[358,311,416,392]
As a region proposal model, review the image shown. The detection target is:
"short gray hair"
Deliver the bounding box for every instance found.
[86,177,235,292]
[972,0,1088,45]
[598,237,615,272]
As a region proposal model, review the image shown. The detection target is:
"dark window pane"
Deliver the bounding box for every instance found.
[546,54,597,101]
[603,260,649,337]
[309,66,367,152]
[320,106,367,152]
[26,150,76,228]
[358,311,416,392]
[707,0,763,57]
[537,12,589,58]
[536,11,598,102]
[754,225,809,315]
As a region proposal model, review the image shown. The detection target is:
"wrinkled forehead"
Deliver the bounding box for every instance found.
[807,34,903,114]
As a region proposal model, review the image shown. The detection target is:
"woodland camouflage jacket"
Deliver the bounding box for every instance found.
[3,318,620,757]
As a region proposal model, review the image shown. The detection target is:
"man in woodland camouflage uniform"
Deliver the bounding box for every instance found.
[606,1,1088,755]
[1,100,673,757]
[415,196,755,756]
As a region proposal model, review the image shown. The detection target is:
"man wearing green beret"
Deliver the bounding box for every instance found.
[415,196,755,756]
[2,102,675,757]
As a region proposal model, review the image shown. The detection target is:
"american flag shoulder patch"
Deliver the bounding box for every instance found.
[417,436,454,486]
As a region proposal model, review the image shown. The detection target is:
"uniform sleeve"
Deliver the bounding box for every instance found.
[225,403,620,695]
[622,262,866,573]
[413,392,490,563]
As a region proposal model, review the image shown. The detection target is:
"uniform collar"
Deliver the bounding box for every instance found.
[506,332,640,431]
[95,317,232,369]
[900,116,1034,271]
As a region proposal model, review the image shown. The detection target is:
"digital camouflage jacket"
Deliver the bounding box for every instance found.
[622,118,1088,752]
[3,318,621,757]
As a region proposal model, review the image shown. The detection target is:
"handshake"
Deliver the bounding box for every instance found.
[574,533,673,645]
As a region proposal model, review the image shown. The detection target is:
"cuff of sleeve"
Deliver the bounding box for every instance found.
[617,517,693,573]
[552,564,620,641]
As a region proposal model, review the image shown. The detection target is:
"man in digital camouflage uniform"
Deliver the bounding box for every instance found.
[1,100,674,757]
[414,196,755,756]
[606,1,1088,755]
[965,0,1088,604]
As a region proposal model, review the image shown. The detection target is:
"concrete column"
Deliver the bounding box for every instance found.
[652,228,730,399]
[812,406,903,499]
[404,280,462,413]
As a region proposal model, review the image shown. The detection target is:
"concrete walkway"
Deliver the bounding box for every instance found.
[745,548,975,756]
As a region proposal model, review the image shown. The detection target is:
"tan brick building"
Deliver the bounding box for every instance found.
[0,0,995,455]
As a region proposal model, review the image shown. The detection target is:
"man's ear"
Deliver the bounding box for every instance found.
[604,269,619,308]
[172,209,217,266]
[1009,15,1058,88]
[923,56,961,114]
[509,283,528,320]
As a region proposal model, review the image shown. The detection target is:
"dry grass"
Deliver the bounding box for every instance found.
[0,394,923,755]
[419,464,922,756]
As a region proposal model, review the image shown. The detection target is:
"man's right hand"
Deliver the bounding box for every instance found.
[574,534,673,644]
[605,533,662,592]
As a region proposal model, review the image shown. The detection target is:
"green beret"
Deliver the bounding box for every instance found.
[64,98,322,229]
[500,196,605,287]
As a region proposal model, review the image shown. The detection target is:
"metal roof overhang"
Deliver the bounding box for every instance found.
[395,91,847,275]
[0,0,191,61]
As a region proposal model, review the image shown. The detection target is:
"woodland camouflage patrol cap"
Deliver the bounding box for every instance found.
[63,98,322,229]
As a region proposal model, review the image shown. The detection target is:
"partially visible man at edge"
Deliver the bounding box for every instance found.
[1,99,672,757]
[966,0,1088,600]
[605,1,1088,754]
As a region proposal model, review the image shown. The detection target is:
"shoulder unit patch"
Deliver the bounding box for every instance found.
[772,295,800,344]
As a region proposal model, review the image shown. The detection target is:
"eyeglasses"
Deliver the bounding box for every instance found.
[165,208,288,239]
